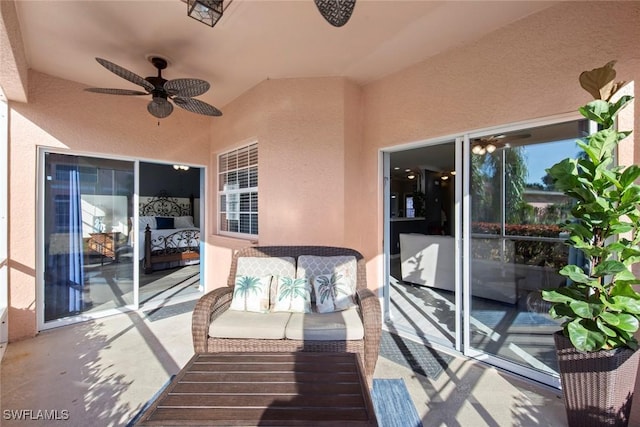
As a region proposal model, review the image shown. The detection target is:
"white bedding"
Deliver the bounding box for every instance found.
[137,227,200,260]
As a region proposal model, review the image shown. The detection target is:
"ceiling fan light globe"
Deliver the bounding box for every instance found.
[486,143,496,153]
[147,98,173,118]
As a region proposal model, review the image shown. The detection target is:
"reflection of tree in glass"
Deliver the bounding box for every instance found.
[502,146,527,224]
[470,154,491,222]
[471,147,528,224]
[541,173,555,190]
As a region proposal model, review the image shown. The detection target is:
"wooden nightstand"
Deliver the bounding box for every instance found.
[88,232,121,264]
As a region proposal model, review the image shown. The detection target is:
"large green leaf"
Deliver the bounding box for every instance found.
[586,128,622,162]
[546,159,579,191]
[620,165,640,188]
[613,314,640,333]
[600,168,621,190]
[569,300,603,318]
[559,265,592,284]
[542,288,579,304]
[597,318,618,337]
[610,282,640,298]
[608,223,634,235]
[615,270,638,282]
[593,260,626,277]
[567,319,607,352]
[599,311,621,326]
[609,95,634,119]
[567,236,594,251]
[611,296,640,315]
[579,100,612,127]
[622,186,640,205]
[550,303,577,319]
[564,222,593,240]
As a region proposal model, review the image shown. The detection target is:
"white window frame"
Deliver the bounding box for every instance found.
[217,142,258,239]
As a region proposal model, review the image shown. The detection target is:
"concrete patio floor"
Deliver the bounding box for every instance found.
[1,298,574,426]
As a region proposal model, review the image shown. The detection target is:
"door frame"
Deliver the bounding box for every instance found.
[381,134,463,352]
[381,111,582,389]
[36,148,207,331]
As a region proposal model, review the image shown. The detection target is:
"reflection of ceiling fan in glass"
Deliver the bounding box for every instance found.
[471,133,531,155]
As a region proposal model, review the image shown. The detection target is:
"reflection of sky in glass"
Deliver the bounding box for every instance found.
[523,139,582,185]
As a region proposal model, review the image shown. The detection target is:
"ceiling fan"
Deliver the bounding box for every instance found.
[85,56,222,119]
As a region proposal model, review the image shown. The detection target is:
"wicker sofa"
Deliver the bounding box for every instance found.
[192,246,382,384]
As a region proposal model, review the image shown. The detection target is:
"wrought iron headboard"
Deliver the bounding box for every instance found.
[139,192,194,217]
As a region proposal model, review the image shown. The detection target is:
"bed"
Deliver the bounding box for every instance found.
[138,194,201,274]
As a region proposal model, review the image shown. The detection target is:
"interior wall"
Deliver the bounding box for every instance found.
[359,1,640,294]
[139,162,200,198]
[8,70,211,340]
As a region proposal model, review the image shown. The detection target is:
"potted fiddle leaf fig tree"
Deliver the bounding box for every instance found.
[542,61,640,427]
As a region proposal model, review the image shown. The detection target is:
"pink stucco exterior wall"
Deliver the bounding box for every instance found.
[8,71,210,340]
[206,77,361,287]
[5,1,640,340]
[359,1,640,292]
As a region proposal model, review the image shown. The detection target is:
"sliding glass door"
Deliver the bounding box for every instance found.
[465,119,588,386]
[385,116,590,387]
[43,153,134,322]
[386,141,459,348]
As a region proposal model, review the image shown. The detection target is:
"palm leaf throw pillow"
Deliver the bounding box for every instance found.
[272,276,311,313]
[229,275,271,313]
[312,272,355,313]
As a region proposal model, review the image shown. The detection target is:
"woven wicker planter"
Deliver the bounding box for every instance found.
[554,331,640,427]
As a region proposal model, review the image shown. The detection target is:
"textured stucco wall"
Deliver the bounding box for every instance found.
[8,71,211,340]
[206,77,352,289]
[6,1,640,339]
[359,1,640,292]
[0,0,28,102]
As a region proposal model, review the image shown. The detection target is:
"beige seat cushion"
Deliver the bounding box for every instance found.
[285,307,364,341]
[209,310,291,339]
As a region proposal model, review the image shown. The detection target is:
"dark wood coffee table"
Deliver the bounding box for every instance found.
[134,352,378,426]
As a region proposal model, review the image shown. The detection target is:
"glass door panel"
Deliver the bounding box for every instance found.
[43,153,134,322]
[388,142,457,347]
[468,120,588,379]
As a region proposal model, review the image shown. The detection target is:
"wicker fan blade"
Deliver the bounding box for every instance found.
[314,0,356,27]
[85,88,149,96]
[95,57,155,92]
[147,98,174,119]
[173,96,222,117]
[164,79,210,97]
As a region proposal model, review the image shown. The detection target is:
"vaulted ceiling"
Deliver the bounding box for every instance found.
[3,1,554,109]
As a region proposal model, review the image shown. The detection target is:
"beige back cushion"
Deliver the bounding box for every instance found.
[236,257,296,278]
[296,255,356,280]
